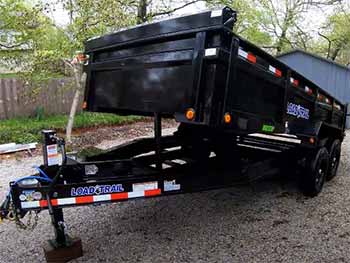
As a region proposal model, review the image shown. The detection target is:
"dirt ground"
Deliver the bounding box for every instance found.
[0,122,350,263]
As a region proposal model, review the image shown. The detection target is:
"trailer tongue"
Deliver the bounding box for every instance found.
[0,7,346,262]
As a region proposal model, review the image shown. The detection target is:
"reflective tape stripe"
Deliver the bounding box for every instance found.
[76,196,93,204]
[57,198,76,205]
[111,192,128,200]
[93,194,111,202]
[145,189,161,197]
[305,86,313,94]
[238,48,248,58]
[39,199,58,207]
[205,48,217,57]
[20,189,162,209]
[247,53,256,63]
[127,191,144,198]
[290,77,299,86]
[238,48,256,64]
[21,201,39,209]
[268,65,282,77]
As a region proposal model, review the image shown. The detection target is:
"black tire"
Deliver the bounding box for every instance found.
[301,147,329,197]
[326,139,341,181]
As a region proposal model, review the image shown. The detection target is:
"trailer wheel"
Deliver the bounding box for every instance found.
[301,147,329,197]
[326,139,341,181]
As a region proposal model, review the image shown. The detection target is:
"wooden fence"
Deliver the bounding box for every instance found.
[0,78,82,120]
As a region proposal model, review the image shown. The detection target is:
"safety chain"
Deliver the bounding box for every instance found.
[15,211,39,231]
[4,200,39,231]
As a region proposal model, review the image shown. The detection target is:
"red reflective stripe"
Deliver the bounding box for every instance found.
[291,78,299,86]
[145,189,161,197]
[111,192,128,200]
[275,69,282,77]
[247,53,256,64]
[40,199,58,207]
[76,196,93,204]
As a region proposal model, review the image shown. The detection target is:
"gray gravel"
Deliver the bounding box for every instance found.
[1,129,350,263]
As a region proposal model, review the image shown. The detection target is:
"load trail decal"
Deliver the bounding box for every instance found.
[71,184,124,196]
[286,102,310,120]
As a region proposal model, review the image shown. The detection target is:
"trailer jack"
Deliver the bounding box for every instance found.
[44,208,83,263]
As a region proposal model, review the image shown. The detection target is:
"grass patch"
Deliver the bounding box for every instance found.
[0,112,141,144]
[0,73,20,78]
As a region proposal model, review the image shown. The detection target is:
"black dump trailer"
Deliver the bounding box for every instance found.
[0,7,347,262]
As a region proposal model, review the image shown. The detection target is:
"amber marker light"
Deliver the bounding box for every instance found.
[224,112,232,124]
[309,137,315,144]
[185,108,195,120]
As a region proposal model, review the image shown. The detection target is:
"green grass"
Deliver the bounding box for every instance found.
[0,73,20,78]
[0,112,141,144]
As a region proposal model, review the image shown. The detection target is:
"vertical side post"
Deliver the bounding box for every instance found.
[191,31,206,122]
[154,112,162,170]
[222,36,239,123]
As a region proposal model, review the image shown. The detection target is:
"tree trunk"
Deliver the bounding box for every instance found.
[66,65,86,143]
[137,0,148,24]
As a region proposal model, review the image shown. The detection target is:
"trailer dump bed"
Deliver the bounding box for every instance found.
[84,7,346,137]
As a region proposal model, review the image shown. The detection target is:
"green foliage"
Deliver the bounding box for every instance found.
[207,0,272,47]
[0,0,58,74]
[317,11,350,64]
[0,112,141,144]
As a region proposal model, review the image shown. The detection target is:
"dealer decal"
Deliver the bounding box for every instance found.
[287,102,310,120]
[71,184,124,197]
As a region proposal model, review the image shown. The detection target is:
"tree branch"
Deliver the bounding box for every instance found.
[318,32,333,59]
[149,0,202,17]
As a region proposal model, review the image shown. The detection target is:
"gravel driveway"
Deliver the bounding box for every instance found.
[1,128,350,263]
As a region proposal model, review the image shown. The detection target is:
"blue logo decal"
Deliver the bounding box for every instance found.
[71,184,124,196]
[287,102,310,120]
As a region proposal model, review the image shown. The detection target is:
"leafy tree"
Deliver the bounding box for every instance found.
[318,11,350,64]
[258,0,341,55]
[0,0,55,73]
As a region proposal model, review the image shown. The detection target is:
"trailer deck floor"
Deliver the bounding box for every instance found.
[1,129,350,263]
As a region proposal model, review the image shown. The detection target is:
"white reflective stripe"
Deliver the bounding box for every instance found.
[211,10,223,17]
[269,65,276,73]
[57,197,76,205]
[93,194,111,202]
[205,48,217,57]
[21,201,40,209]
[127,191,144,198]
[238,48,248,58]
